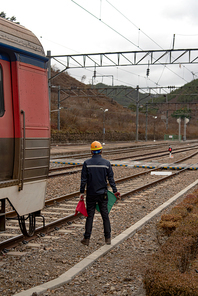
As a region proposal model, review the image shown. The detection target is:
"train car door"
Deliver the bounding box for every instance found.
[0,53,14,180]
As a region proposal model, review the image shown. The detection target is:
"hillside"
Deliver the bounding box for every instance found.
[151,79,198,104]
[93,80,198,109]
[50,69,136,140]
[50,69,198,143]
[146,80,198,122]
[91,83,152,107]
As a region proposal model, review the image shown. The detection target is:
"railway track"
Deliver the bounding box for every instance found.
[1,155,198,295]
[49,144,198,178]
[50,142,198,160]
[1,149,198,252]
[50,143,166,159]
[51,143,198,160]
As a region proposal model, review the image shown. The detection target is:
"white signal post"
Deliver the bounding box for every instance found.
[184,117,189,141]
[177,117,181,142]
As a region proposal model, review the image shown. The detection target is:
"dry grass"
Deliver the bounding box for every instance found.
[144,191,198,295]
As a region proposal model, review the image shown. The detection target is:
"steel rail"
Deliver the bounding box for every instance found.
[51,144,198,161]
[50,144,165,159]
[49,164,81,172]
[49,146,198,178]
[48,168,82,178]
[0,213,82,251]
[112,146,198,161]
[6,149,198,217]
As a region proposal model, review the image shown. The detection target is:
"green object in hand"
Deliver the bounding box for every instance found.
[96,190,117,213]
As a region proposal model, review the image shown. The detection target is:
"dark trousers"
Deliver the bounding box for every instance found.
[84,194,111,239]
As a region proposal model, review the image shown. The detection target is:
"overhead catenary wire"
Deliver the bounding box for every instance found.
[40,36,80,54]
[105,0,196,84]
[70,0,138,49]
[106,0,164,50]
[70,0,195,88]
[42,1,195,90]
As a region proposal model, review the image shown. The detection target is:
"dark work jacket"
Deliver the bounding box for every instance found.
[80,154,117,196]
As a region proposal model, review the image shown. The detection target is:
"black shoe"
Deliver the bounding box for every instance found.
[105,238,111,245]
[81,238,90,246]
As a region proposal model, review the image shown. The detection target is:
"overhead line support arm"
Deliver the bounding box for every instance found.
[47,48,198,69]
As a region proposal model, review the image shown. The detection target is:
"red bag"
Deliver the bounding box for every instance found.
[75,199,88,217]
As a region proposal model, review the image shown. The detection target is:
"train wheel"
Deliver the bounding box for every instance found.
[18,213,36,237]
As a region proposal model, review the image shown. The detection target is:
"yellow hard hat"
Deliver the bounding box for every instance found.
[90,141,103,151]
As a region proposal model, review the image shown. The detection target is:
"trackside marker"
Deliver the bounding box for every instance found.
[151,171,172,176]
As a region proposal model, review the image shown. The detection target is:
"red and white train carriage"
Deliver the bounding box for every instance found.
[0,18,50,236]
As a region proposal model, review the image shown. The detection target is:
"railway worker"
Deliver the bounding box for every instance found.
[80,141,120,246]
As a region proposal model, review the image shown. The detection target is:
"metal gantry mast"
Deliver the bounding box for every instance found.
[47,48,198,70]
[47,48,198,140]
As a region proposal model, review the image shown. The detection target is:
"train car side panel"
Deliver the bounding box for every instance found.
[0,180,46,216]
[0,55,14,180]
[17,60,50,182]
[18,61,50,138]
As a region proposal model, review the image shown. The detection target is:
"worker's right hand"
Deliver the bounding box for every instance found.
[114,192,121,199]
[79,194,84,200]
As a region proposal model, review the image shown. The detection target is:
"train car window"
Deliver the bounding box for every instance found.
[0,65,5,117]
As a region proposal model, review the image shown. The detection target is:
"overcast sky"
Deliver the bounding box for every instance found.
[2,0,198,93]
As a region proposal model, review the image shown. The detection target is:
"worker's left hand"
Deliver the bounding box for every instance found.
[114,192,121,199]
[79,194,84,200]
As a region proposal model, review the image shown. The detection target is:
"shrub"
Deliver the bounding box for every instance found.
[144,189,198,295]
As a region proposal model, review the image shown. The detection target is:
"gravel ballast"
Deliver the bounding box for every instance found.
[1,168,198,295]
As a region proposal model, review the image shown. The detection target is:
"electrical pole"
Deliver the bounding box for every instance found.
[166,94,168,130]
[58,86,60,131]
[135,85,139,142]
[100,108,108,144]
[153,116,157,142]
[145,103,148,141]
